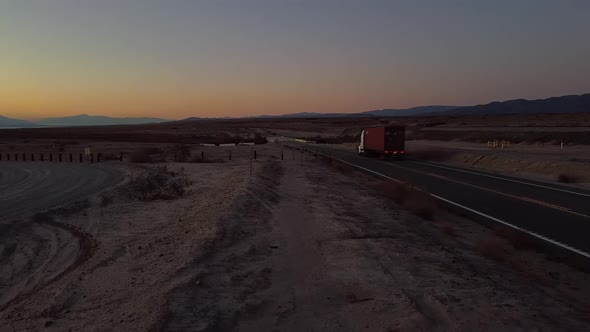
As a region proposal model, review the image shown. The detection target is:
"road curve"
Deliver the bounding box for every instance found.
[293,144,590,258]
[0,162,126,223]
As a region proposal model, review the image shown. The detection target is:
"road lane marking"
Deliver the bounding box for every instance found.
[293,145,590,260]
[408,160,590,198]
[385,162,590,220]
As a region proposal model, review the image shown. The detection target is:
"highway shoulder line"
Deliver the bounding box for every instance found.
[408,160,590,198]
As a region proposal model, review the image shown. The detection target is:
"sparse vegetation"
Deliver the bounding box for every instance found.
[477,238,508,262]
[495,226,537,250]
[128,166,192,201]
[557,173,578,183]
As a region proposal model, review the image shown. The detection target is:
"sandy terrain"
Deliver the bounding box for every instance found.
[1,143,589,331]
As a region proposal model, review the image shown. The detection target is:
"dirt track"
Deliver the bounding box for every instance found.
[0,162,126,308]
[0,162,126,223]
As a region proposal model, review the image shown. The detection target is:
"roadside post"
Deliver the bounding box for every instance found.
[59,154,62,162]
[15,153,18,161]
[50,154,53,162]
[40,154,44,161]
[23,153,26,161]
[31,154,34,161]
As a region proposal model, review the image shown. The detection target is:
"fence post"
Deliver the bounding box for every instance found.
[70,153,73,162]
[15,153,18,161]
[59,154,62,162]
[254,150,257,160]
[201,151,204,161]
[23,153,26,161]
[7,153,10,161]
[31,153,34,162]
[80,154,83,163]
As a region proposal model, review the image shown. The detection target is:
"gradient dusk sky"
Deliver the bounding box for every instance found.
[1,1,589,120]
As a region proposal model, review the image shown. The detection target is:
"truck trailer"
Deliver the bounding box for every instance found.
[358,126,405,159]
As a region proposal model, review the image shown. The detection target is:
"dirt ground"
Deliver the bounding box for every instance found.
[1,144,590,331]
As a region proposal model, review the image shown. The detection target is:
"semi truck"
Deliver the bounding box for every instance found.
[357,126,405,159]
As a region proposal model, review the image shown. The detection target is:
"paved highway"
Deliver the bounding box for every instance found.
[0,162,126,223]
[293,144,590,258]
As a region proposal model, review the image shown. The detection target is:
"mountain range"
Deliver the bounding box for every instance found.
[1,93,588,127]
[0,114,170,128]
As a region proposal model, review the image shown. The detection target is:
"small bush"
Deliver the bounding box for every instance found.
[557,173,578,183]
[130,147,164,163]
[376,182,437,220]
[438,222,456,236]
[477,238,508,262]
[402,189,437,220]
[495,226,536,250]
[128,166,192,201]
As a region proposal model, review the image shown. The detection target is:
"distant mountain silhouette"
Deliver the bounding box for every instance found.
[362,106,459,117]
[36,114,170,126]
[439,94,590,116]
[0,115,35,127]
[254,107,458,118]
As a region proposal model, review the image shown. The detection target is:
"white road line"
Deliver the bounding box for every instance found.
[431,194,590,259]
[299,146,590,260]
[409,160,590,198]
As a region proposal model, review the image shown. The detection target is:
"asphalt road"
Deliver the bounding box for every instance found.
[0,162,126,223]
[294,144,590,258]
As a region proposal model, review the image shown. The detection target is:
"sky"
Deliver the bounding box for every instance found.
[1,0,589,120]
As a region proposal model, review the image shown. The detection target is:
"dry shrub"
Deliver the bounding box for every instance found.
[477,238,508,262]
[402,189,437,220]
[130,147,164,163]
[128,166,192,201]
[376,182,437,220]
[410,149,456,161]
[438,221,456,237]
[557,173,578,183]
[495,226,537,250]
